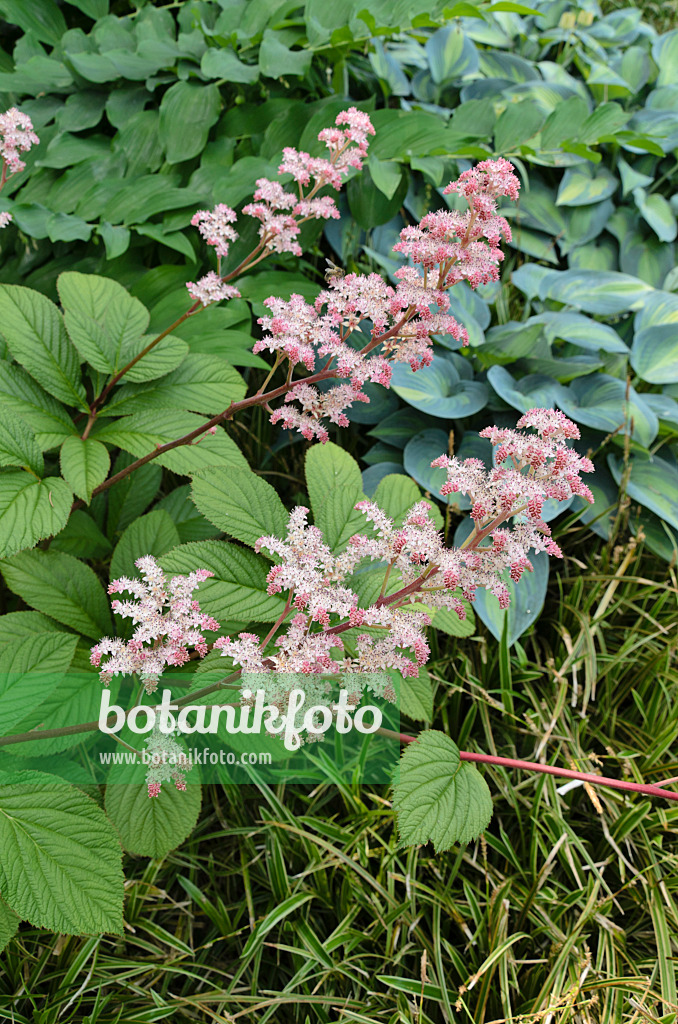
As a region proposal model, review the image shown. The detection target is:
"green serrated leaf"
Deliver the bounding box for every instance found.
[105,772,202,858]
[110,510,180,582]
[305,442,363,519]
[0,768,124,934]
[0,411,43,475]
[161,539,288,623]
[60,437,110,504]
[0,632,79,734]
[57,272,150,374]
[0,898,19,953]
[191,468,288,549]
[90,411,246,475]
[0,549,112,639]
[0,362,77,450]
[0,285,87,411]
[394,731,493,850]
[0,474,73,558]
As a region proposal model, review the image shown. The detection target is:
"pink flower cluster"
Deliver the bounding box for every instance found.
[187,271,241,307]
[0,107,39,175]
[249,157,518,444]
[393,158,519,289]
[186,108,374,303]
[214,505,430,679]
[0,107,39,229]
[191,203,238,259]
[145,725,192,798]
[214,409,593,676]
[90,556,219,694]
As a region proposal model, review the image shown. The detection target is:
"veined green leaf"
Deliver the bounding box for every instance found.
[59,437,110,503]
[0,474,72,558]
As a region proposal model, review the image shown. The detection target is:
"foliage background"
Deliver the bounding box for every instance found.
[0,0,676,1020]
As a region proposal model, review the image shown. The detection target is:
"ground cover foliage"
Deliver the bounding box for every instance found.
[0,0,676,1019]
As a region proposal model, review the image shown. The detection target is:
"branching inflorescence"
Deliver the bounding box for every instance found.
[93,410,594,795]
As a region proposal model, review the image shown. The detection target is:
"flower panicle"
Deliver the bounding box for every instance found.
[91,556,218,694]
[0,107,39,228]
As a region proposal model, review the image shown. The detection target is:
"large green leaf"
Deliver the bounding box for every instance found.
[538,270,653,314]
[0,769,124,934]
[191,467,288,549]
[0,411,43,475]
[0,549,112,639]
[0,899,19,953]
[426,24,478,83]
[0,632,79,735]
[90,411,247,475]
[0,474,73,558]
[557,375,658,448]
[159,82,221,163]
[608,452,678,531]
[305,441,363,518]
[487,366,564,413]
[161,540,288,623]
[110,510,180,582]
[372,473,444,530]
[59,437,110,504]
[394,731,493,851]
[259,29,312,77]
[0,285,87,410]
[106,354,246,417]
[105,769,202,858]
[494,99,544,153]
[631,323,678,383]
[0,362,77,450]
[633,187,678,243]
[391,355,489,419]
[57,273,150,374]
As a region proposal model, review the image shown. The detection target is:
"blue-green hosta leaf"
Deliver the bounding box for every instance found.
[633,187,678,243]
[487,366,565,413]
[556,375,658,448]
[644,393,678,431]
[455,520,550,644]
[403,429,450,501]
[618,156,654,197]
[494,99,545,154]
[652,29,678,87]
[633,290,678,333]
[391,355,488,419]
[511,263,554,300]
[0,474,73,558]
[90,411,247,475]
[0,632,79,734]
[560,199,614,255]
[394,731,493,851]
[0,768,124,934]
[556,165,618,206]
[0,285,87,411]
[631,323,678,383]
[538,269,653,314]
[191,467,288,550]
[161,540,287,623]
[0,411,43,475]
[536,311,628,353]
[475,318,545,364]
[59,437,109,504]
[426,25,478,83]
[0,549,112,639]
[608,452,678,531]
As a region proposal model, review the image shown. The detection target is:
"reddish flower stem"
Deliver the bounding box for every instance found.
[378,728,678,803]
